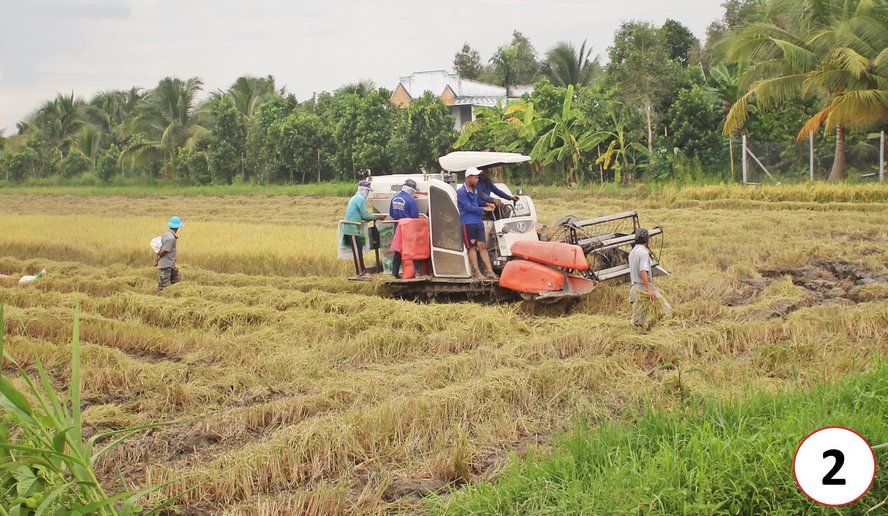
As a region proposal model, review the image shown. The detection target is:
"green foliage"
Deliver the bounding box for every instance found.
[4,148,39,182]
[0,305,173,514]
[433,362,888,514]
[277,112,331,183]
[661,19,699,67]
[541,41,600,87]
[95,144,121,183]
[665,86,725,171]
[208,96,246,184]
[389,92,456,173]
[488,31,539,89]
[59,149,92,178]
[453,43,483,80]
[530,85,606,185]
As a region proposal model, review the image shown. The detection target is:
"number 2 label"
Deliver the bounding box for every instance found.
[794,427,875,506]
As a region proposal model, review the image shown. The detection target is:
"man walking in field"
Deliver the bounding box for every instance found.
[457,168,497,279]
[155,216,183,292]
[628,228,672,329]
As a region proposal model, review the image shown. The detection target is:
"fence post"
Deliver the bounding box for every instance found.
[881,130,885,183]
[742,134,748,184]
[809,131,815,181]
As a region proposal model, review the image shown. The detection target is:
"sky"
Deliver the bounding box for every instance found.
[0,0,725,132]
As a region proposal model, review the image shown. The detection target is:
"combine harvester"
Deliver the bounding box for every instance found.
[344,151,667,302]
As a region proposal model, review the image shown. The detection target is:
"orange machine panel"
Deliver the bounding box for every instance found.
[399,218,431,260]
[510,241,589,271]
[499,260,565,294]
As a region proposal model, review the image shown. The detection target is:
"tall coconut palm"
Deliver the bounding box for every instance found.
[724,0,888,181]
[541,40,601,87]
[29,93,86,156]
[124,77,210,176]
[226,75,278,120]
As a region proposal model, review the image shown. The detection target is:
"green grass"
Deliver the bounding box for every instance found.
[432,363,888,515]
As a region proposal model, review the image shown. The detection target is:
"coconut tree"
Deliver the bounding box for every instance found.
[704,62,750,181]
[74,125,102,165]
[723,0,888,181]
[541,40,601,87]
[226,75,278,120]
[336,80,376,98]
[29,93,86,156]
[124,77,210,176]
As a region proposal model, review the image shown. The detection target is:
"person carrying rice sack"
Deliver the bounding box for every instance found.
[155,216,184,291]
[628,228,672,329]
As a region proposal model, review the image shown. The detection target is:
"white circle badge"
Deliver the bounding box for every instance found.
[793,427,876,506]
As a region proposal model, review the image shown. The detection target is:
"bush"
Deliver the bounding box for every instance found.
[95,145,121,183]
[60,150,92,178]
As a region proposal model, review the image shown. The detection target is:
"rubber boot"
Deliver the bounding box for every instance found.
[392,252,402,279]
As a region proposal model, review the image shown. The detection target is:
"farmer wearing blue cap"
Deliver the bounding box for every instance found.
[155,215,183,291]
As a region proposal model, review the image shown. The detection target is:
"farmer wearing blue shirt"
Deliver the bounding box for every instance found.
[476,168,519,207]
[389,179,420,278]
[458,168,497,279]
[343,180,383,276]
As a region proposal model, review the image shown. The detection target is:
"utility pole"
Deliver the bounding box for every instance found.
[881,130,885,183]
[742,133,748,184]
[809,131,815,181]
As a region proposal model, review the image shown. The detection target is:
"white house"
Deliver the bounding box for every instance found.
[391,70,534,130]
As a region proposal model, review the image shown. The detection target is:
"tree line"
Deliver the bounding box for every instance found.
[1,0,886,186]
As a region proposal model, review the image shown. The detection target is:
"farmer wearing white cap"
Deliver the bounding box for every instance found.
[457,168,497,279]
[155,216,184,291]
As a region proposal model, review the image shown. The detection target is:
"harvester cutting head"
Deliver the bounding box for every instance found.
[548,211,667,283]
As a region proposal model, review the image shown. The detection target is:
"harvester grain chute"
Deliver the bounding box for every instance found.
[339,151,667,302]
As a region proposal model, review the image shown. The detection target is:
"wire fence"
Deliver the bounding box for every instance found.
[741,131,886,184]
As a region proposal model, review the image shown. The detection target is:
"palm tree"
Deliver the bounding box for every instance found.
[724,0,888,181]
[336,80,376,98]
[124,77,210,176]
[74,125,102,165]
[226,75,278,120]
[29,93,86,156]
[530,85,604,185]
[541,40,601,87]
[704,62,750,181]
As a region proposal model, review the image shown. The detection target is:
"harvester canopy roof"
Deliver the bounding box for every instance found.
[438,151,531,172]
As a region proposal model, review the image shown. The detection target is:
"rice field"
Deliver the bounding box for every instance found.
[1,185,887,514]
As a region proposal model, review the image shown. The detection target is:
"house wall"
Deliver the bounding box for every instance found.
[451,105,474,131]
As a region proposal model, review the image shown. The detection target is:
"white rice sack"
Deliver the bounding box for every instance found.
[150,236,163,253]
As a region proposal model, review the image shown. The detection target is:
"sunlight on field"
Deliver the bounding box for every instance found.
[1,186,887,513]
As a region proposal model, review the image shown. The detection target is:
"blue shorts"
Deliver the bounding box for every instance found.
[463,223,485,248]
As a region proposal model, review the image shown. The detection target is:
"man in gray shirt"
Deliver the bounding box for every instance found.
[155,216,184,291]
[628,228,672,328]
